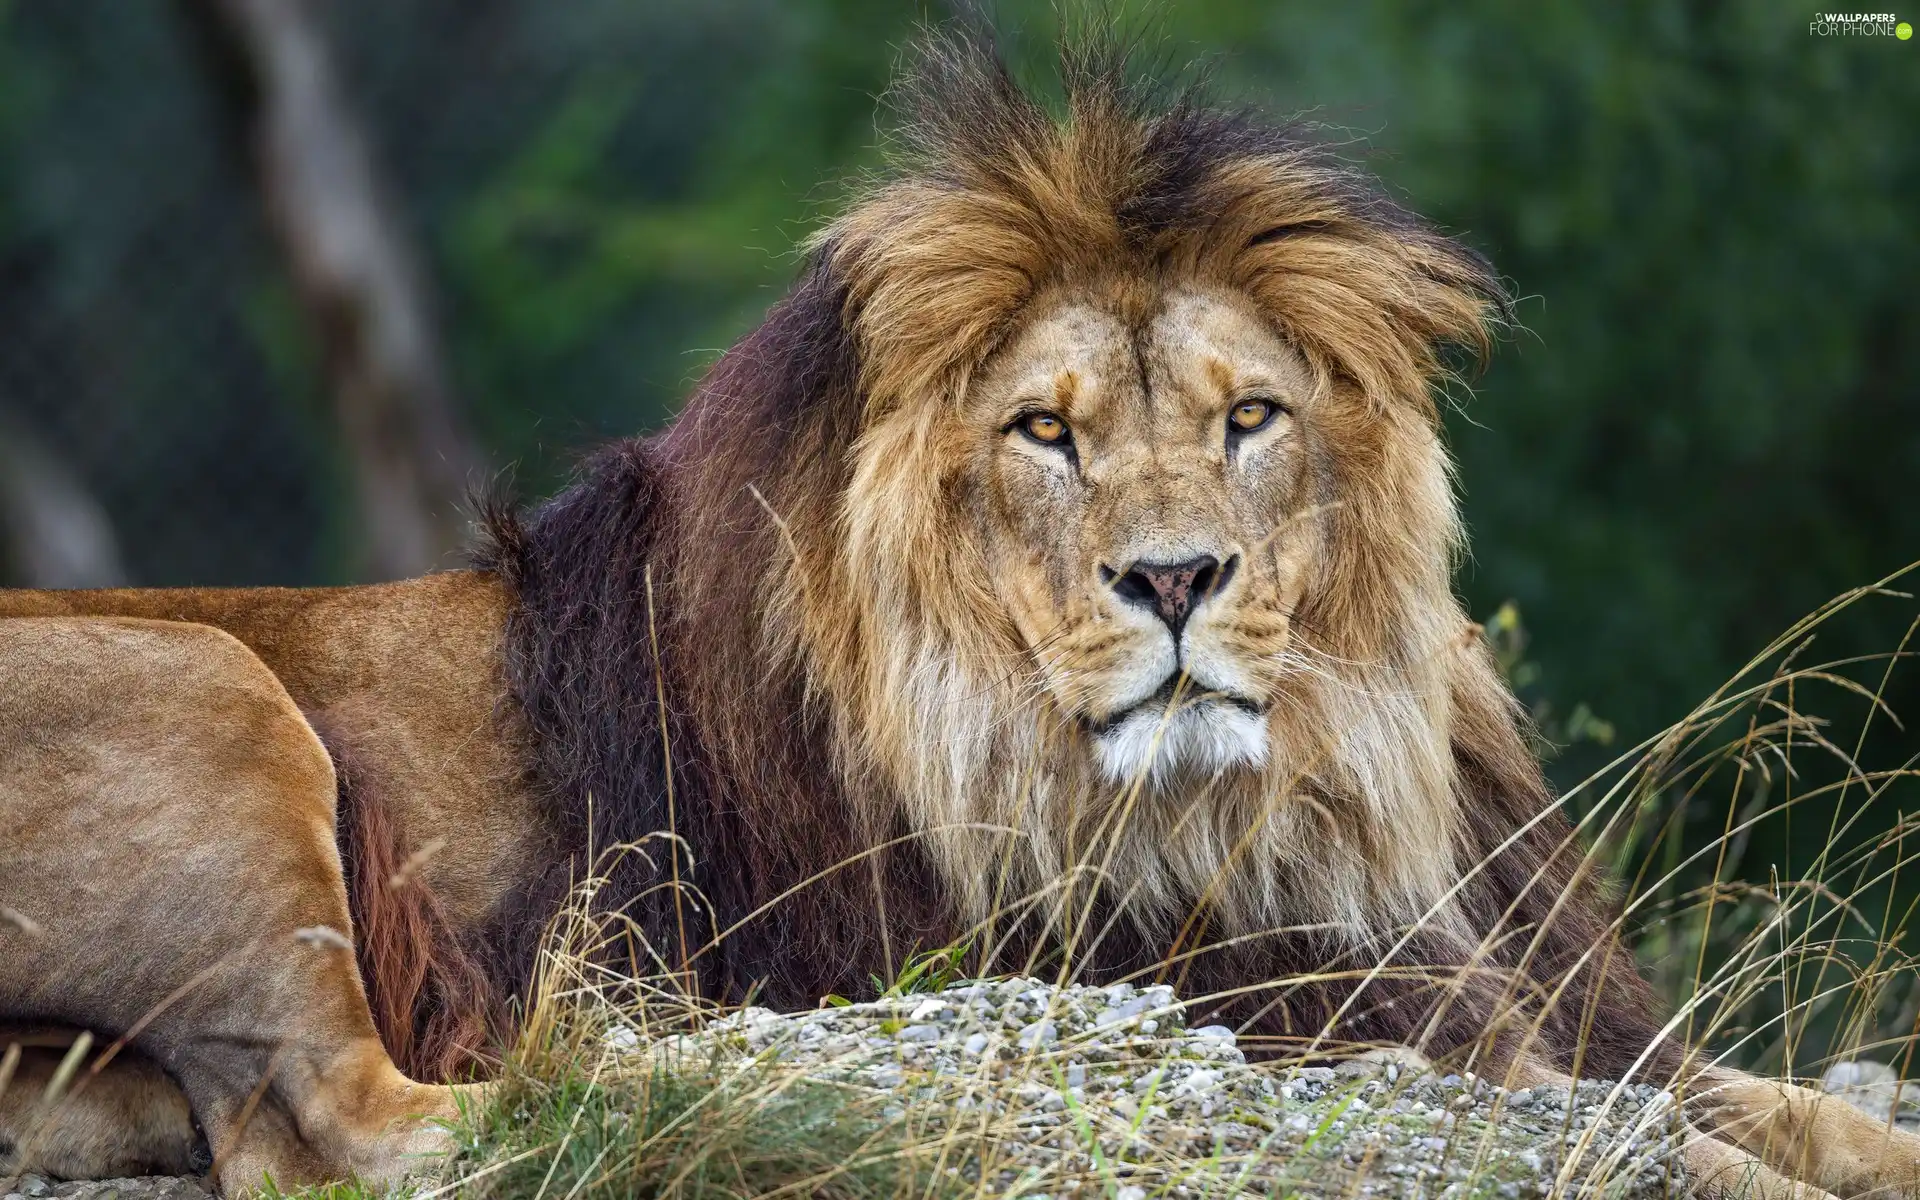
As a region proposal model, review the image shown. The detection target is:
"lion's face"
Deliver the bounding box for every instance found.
[803,64,1505,930]
[961,284,1325,785]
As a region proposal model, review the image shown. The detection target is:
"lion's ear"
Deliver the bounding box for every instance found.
[816,26,1126,419]
[819,180,1059,419]
[1196,157,1508,417]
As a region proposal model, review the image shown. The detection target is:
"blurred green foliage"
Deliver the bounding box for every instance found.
[1482,600,1617,759]
[0,0,1914,789]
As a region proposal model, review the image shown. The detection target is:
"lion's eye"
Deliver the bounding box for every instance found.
[1228,397,1279,433]
[1015,411,1072,446]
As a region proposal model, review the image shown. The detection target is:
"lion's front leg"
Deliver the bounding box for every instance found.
[1493,1054,1846,1199]
[1690,1068,1920,1198]
[1680,1129,1839,1200]
[0,619,465,1194]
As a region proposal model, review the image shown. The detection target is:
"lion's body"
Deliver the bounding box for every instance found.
[5,27,1920,1198]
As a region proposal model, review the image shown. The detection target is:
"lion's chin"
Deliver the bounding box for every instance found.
[1089,698,1269,786]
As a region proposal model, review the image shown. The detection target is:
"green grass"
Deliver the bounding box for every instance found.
[451,1056,929,1200]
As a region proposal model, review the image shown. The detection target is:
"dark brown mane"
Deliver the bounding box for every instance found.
[470,262,962,1017]
[454,26,1680,1087]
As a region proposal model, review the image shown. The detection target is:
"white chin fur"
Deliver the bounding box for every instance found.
[1091,701,1269,785]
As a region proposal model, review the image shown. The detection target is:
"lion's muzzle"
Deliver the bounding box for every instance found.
[1099,553,1239,636]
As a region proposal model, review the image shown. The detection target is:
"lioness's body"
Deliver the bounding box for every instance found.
[0,595,497,1187]
[7,26,1920,1199]
[1,574,537,929]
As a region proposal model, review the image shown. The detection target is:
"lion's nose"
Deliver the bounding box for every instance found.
[1101,554,1235,636]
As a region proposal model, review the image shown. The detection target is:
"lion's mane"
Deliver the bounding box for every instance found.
[475,32,1676,1079]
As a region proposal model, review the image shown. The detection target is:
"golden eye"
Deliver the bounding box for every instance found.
[1017,411,1072,445]
[1229,397,1278,433]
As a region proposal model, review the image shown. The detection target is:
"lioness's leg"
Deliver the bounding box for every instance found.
[0,1025,205,1179]
[0,618,462,1193]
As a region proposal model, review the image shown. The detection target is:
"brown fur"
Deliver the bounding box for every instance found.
[324,728,500,1082]
[4,25,1920,1198]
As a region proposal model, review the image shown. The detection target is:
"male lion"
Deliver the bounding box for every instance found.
[2,30,1915,1198]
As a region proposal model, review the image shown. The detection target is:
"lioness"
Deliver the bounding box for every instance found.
[3,30,1915,1198]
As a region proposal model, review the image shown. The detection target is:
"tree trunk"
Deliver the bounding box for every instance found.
[0,414,128,589]
[196,0,482,580]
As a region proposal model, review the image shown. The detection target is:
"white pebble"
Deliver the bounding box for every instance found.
[909,997,947,1021]
[1017,1019,1058,1048]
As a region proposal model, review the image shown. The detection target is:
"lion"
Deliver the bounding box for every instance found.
[2,28,1915,1198]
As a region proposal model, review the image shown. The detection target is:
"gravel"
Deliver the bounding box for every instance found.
[15,980,1916,1199]
[1821,1058,1920,1131]
[616,978,1700,1199]
[1,1177,206,1200]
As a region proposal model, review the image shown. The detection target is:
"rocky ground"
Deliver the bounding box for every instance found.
[1,1178,206,1200]
[624,979,1692,1199]
[11,979,1918,1199]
